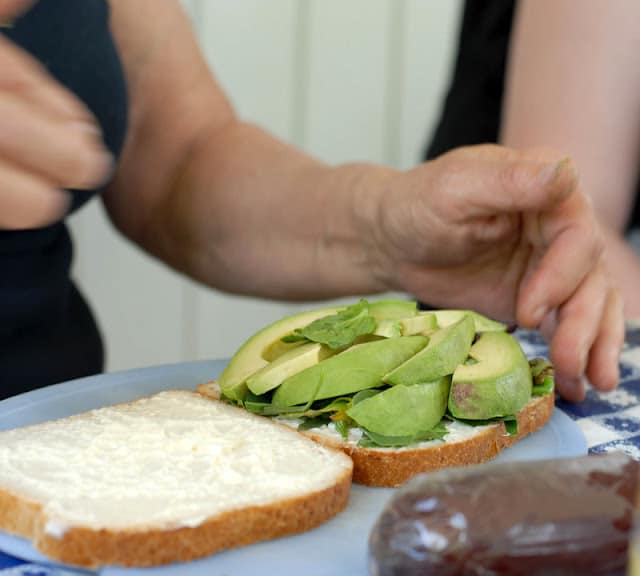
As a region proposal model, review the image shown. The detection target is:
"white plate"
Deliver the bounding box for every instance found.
[0,359,586,575]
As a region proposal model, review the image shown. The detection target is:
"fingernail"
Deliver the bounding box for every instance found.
[562,377,585,401]
[539,157,577,186]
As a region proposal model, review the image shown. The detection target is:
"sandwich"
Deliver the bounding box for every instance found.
[199,299,555,487]
[0,390,352,568]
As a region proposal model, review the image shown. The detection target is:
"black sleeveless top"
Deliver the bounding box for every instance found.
[427,0,640,227]
[0,0,128,399]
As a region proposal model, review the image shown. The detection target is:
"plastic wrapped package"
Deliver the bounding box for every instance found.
[369,453,637,576]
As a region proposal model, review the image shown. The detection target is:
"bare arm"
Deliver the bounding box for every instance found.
[502,0,640,317]
[105,0,391,300]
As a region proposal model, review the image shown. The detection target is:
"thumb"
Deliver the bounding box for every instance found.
[434,145,579,217]
[0,0,33,22]
[502,156,579,213]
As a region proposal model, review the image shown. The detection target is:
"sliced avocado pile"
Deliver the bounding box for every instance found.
[217,299,554,447]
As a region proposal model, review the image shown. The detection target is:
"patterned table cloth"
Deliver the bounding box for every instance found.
[1,326,639,574]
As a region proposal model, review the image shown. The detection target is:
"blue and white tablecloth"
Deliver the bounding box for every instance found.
[0,563,85,576]
[519,325,640,458]
[1,326,640,574]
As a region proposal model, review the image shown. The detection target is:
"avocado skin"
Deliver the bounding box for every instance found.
[271,336,428,407]
[449,332,532,419]
[384,315,475,386]
[347,377,450,437]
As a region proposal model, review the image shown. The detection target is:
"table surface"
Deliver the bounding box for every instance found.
[1,327,639,576]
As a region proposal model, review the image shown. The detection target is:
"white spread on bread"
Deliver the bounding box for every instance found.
[44,519,68,539]
[0,391,352,535]
[275,417,491,450]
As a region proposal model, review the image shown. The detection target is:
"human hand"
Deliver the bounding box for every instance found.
[0,27,112,230]
[367,145,623,401]
[0,0,32,21]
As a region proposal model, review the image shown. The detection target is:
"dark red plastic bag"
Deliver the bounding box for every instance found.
[369,453,637,575]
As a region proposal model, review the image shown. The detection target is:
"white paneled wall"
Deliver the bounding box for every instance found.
[68,0,463,371]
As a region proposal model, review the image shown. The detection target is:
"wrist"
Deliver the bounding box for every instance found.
[332,162,400,294]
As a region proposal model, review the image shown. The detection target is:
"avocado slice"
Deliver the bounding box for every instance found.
[374,312,437,338]
[373,320,402,338]
[262,339,306,362]
[271,336,428,407]
[347,377,450,437]
[218,306,343,402]
[246,342,335,396]
[433,309,507,332]
[368,299,418,320]
[449,331,532,419]
[384,315,475,386]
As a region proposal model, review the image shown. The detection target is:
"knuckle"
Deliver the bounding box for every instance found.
[429,155,457,196]
[498,163,520,190]
[497,164,524,208]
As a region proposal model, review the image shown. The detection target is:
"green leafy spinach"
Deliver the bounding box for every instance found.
[282,299,376,349]
[358,422,448,447]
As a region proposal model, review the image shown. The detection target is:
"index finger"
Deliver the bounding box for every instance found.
[437,145,579,218]
[516,188,601,327]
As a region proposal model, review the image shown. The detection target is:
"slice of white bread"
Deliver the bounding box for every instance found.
[0,390,353,568]
[197,382,554,487]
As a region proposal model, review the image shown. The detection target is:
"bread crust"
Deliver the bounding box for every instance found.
[308,393,555,487]
[0,489,42,539]
[0,471,351,568]
[4,471,351,568]
[197,383,555,488]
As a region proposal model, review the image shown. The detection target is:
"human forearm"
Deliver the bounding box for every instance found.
[600,224,640,320]
[503,0,640,231]
[105,0,394,300]
[144,119,394,300]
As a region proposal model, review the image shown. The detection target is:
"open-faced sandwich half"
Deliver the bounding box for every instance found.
[198,299,555,487]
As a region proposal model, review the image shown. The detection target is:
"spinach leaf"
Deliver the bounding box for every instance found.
[246,392,353,420]
[503,418,519,436]
[300,397,352,418]
[285,299,376,349]
[358,422,448,447]
[530,358,555,396]
[334,419,351,439]
[243,390,274,414]
[351,388,383,405]
[298,414,332,431]
[281,332,308,344]
[445,413,519,436]
[297,412,353,437]
[532,377,554,397]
